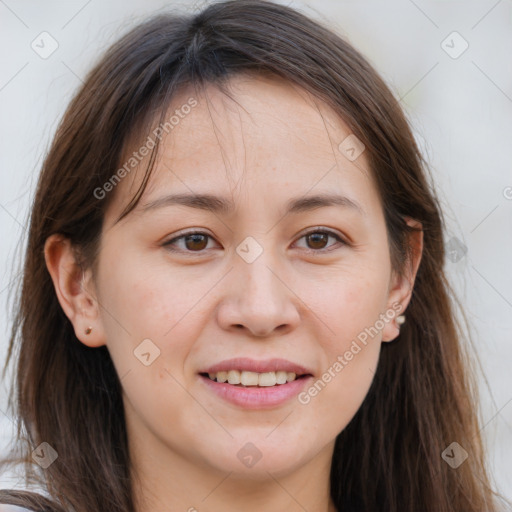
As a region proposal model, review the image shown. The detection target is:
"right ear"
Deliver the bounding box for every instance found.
[44,234,106,348]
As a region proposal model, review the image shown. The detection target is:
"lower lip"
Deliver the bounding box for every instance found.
[199,375,313,409]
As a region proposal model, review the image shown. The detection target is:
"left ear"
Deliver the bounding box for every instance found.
[381,216,424,342]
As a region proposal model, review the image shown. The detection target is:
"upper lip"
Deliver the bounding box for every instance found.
[200,358,313,376]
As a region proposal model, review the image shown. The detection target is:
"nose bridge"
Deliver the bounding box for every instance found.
[235,235,284,310]
[216,234,300,337]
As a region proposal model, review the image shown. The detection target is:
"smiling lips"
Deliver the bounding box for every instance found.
[199,357,314,408]
[200,357,312,386]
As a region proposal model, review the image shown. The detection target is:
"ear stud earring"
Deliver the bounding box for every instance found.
[396,315,406,328]
[85,326,93,335]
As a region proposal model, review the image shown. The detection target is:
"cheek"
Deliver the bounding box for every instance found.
[96,257,210,449]
[302,259,390,348]
[94,248,201,375]
[296,263,389,421]
[298,298,383,439]
[301,347,379,446]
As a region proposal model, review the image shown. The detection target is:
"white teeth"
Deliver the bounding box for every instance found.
[227,370,241,385]
[206,370,299,386]
[240,371,259,386]
[258,372,277,387]
[276,371,287,384]
[216,371,228,383]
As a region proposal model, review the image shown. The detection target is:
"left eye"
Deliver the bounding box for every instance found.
[163,229,346,254]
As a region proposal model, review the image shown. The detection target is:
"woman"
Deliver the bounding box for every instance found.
[0,1,507,511]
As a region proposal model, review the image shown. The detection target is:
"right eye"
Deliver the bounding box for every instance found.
[162,230,219,255]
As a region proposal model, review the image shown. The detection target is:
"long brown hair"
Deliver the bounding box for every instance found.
[1,1,508,510]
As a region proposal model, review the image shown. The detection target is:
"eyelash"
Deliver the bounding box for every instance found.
[162,228,348,256]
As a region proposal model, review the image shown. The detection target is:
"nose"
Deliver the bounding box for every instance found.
[216,251,301,338]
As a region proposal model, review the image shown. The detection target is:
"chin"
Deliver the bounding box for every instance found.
[199,435,312,478]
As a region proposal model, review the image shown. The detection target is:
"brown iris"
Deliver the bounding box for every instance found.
[305,232,329,250]
[183,233,209,251]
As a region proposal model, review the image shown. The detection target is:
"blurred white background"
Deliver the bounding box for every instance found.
[1,0,511,504]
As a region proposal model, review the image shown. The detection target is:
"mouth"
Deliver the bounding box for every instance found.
[197,358,314,409]
[199,370,311,387]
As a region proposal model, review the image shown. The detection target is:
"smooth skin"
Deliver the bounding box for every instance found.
[45,74,423,512]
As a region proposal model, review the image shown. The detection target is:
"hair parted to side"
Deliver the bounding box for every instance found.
[0,1,508,511]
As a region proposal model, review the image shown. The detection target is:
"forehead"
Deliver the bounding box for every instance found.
[104,74,380,226]
[163,74,364,176]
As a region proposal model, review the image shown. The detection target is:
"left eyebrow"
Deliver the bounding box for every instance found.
[140,191,366,217]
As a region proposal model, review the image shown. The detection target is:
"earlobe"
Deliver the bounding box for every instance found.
[44,234,106,348]
[381,217,424,343]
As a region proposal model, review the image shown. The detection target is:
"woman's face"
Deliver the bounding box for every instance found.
[71,75,418,480]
